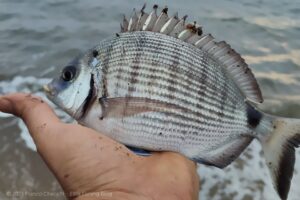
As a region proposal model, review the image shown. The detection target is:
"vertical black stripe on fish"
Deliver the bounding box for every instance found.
[123,34,217,83]
[129,58,142,88]
[101,42,116,98]
[218,80,228,120]
[113,57,127,96]
[102,75,108,98]
[148,39,164,91]
[126,33,145,95]
[119,37,221,97]
[107,71,237,124]
[102,37,119,70]
[167,43,181,98]
[109,37,236,112]
[107,68,237,123]
[80,74,96,119]
[102,43,114,69]
[195,59,208,112]
[101,57,109,98]
[124,50,142,114]
[228,83,241,123]
[246,103,262,128]
[199,54,209,91]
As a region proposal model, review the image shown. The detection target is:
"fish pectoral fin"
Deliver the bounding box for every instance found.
[99,97,184,118]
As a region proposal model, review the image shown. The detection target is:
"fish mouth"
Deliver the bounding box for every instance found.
[43,84,56,97]
[43,84,51,94]
[43,83,69,113]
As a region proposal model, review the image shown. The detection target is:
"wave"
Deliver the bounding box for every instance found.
[0,76,72,150]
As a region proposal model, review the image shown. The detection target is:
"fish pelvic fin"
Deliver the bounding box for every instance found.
[259,116,300,200]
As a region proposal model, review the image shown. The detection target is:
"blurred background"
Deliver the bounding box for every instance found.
[0,0,300,199]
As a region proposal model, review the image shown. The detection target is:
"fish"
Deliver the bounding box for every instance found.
[44,4,300,200]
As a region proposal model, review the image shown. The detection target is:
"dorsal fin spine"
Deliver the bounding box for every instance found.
[202,41,216,51]
[135,4,149,31]
[186,34,202,44]
[142,8,157,31]
[227,61,241,70]
[229,66,244,75]
[218,53,233,63]
[128,9,138,31]
[195,34,214,47]
[224,57,240,66]
[208,41,225,54]
[213,50,226,57]
[169,16,186,37]
[152,7,169,32]
[136,12,149,31]
[121,15,129,32]
[173,12,179,19]
[213,43,231,55]
[178,29,193,41]
[207,45,218,54]
[121,5,263,103]
[160,16,179,34]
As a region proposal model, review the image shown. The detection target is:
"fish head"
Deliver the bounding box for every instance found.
[44,50,101,118]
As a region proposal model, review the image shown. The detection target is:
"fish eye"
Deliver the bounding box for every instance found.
[61,66,76,82]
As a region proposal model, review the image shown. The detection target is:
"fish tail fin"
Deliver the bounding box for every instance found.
[259,116,300,200]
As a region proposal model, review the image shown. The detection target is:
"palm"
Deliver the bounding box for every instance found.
[0,93,199,200]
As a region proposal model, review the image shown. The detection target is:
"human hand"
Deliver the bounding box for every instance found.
[0,93,199,200]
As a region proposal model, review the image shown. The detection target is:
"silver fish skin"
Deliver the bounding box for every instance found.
[85,32,251,160]
[45,6,300,200]
[47,31,251,163]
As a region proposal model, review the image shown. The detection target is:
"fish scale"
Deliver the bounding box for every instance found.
[108,70,234,116]
[45,5,300,199]
[102,42,232,101]
[107,76,239,129]
[91,32,252,147]
[107,63,237,112]
[100,34,241,108]
[105,79,239,132]
[97,33,245,121]
[112,114,242,152]
[126,114,244,141]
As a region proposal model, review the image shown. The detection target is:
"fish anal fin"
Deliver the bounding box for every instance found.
[193,136,253,168]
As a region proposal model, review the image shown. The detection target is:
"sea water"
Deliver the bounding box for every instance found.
[0,0,300,199]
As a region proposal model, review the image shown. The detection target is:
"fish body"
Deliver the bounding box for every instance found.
[44,5,300,200]
[78,31,252,165]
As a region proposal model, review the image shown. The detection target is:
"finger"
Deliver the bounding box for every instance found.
[0,93,126,155]
[0,94,139,182]
[0,93,60,121]
[0,93,61,137]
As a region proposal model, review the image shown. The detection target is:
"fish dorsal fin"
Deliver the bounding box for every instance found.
[120,4,263,103]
